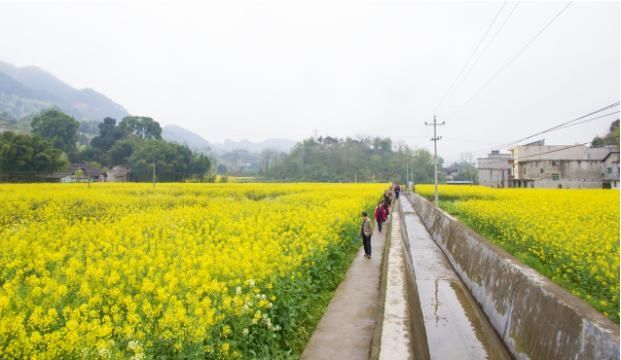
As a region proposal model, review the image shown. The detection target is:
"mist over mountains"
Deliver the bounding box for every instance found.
[162,125,295,154]
[0,60,296,155]
[0,60,128,122]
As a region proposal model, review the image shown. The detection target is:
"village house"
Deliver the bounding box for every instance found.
[508,142,619,189]
[477,150,512,188]
[106,165,130,182]
[46,163,104,183]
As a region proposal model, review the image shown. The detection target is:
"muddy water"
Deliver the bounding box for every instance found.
[402,201,511,360]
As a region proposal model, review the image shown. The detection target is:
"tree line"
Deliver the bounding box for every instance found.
[0,110,210,181]
[260,136,444,183]
[2,109,493,184]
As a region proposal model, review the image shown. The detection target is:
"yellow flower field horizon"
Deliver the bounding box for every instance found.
[0,183,384,359]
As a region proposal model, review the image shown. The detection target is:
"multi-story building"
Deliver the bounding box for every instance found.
[477,150,512,188]
[508,143,619,189]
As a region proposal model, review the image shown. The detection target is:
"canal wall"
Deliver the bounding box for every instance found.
[408,193,620,360]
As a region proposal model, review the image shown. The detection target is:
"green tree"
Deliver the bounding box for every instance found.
[451,161,478,183]
[0,131,67,178]
[267,136,440,182]
[119,116,162,140]
[190,153,211,178]
[592,120,620,147]
[90,117,125,152]
[128,140,207,182]
[108,138,139,165]
[31,110,80,155]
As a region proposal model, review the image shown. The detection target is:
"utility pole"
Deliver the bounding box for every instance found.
[406,163,409,184]
[152,161,156,188]
[425,115,445,207]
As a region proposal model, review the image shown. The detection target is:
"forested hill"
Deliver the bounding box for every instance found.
[0,60,128,123]
[265,136,442,183]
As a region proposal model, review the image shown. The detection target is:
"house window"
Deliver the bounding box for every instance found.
[552,173,560,181]
[540,168,544,174]
[608,167,612,174]
[551,161,558,166]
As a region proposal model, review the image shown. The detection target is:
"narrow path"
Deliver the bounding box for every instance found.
[379,199,413,359]
[301,218,387,360]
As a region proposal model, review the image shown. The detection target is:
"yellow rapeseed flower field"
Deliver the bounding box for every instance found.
[416,184,620,323]
[0,183,383,358]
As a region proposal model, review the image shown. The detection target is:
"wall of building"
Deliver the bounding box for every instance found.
[477,154,511,188]
[533,179,604,189]
[479,168,510,188]
[603,153,620,180]
[518,159,604,181]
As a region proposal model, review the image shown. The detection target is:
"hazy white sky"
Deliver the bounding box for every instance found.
[0,0,619,162]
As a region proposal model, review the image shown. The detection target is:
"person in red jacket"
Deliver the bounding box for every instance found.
[374,202,387,233]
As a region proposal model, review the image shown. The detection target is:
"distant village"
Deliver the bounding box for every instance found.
[47,164,130,183]
[475,141,619,189]
[51,140,621,190]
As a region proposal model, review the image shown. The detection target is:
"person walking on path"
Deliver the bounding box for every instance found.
[395,183,401,200]
[361,211,373,259]
[383,190,391,204]
[383,200,390,218]
[374,202,387,233]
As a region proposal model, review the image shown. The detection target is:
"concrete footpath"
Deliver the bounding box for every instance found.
[301,217,387,360]
[378,200,413,359]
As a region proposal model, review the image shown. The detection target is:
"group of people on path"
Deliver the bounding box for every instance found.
[360,183,402,259]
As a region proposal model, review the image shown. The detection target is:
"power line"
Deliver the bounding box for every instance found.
[556,110,620,130]
[467,101,619,155]
[498,101,619,149]
[448,2,573,119]
[451,1,521,101]
[434,1,508,113]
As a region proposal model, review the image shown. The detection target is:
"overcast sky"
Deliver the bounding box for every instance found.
[0,0,619,162]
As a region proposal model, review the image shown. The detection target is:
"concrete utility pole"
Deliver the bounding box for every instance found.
[425,115,445,207]
[152,161,156,188]
[406,163,408,184]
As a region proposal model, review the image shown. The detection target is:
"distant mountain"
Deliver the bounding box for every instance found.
[162,124,295,154]
[218,138,296,153]
[0,60,128,122]
[162,125,212,152]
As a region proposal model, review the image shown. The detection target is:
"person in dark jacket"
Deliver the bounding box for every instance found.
[361,211,373,258]
[374,202,387,233]
[395,183,401,199]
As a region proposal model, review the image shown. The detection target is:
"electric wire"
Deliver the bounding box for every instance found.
[555,111,620,130]
[467,101,619,155]
[498,101,619,149]
[448,1,521,104]
[434,1,508,114]
[447,2,573,120]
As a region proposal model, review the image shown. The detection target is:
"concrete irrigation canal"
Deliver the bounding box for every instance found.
[303,193,620,360]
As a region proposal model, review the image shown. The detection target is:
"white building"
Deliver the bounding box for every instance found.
[508,143,619,189]
[106,165,130,182]
[477,150,512,188]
